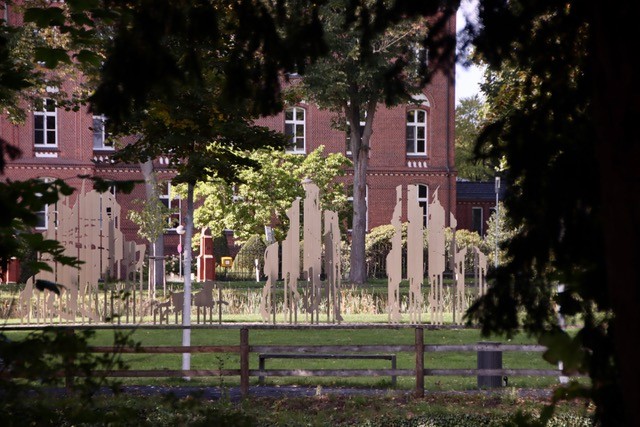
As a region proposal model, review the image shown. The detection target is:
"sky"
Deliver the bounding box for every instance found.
[455,0,483,105]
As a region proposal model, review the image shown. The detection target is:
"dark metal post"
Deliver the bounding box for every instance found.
[415,327,424,397]
[240,328,249,397]
[477,342,503,388]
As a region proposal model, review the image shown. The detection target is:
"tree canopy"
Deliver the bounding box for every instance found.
[463,0,640,424]
[194,146,350,243]
[454,94,495,181]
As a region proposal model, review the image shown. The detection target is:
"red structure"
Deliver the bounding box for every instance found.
[197,228,216,282]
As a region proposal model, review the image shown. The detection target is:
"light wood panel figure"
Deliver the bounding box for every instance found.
[323,210,343,324]
[260,241,279,323]
[427,188,446,325]
[407,185,424,324]
[282,198,301,324]
[387,185,402,324]
[303,181,322,324]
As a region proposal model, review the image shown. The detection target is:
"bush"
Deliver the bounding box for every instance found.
[232,234,266,273]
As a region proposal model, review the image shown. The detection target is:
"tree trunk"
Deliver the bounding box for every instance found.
[140,159,164,291]
[181,182,195,374]
[592,3,640,424]
[348,101,376,284]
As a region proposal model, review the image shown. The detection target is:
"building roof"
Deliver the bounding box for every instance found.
[456,180,506,202]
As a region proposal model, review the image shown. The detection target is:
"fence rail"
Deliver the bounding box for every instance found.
[3,326,574,397]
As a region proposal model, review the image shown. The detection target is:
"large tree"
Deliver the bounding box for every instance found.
[454,94,495,181]
[195,146,350,243]
[463,0,640,424]
[295,0,455,284]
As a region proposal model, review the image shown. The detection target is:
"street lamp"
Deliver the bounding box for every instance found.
[176,224,186,279]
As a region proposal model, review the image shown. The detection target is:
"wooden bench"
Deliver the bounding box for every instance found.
[258,353,397,386]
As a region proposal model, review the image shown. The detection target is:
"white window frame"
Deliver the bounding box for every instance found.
[160,181,181,231]
[406,109,427,156]
[34,99,58,148]
[417,184,429,228]
[285,107,306,154]
[92,115,112,150]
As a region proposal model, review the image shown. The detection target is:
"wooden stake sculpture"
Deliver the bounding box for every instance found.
[260,241,279,323]
[387,186,403,324]
[427,188,446,325]
[303,181,322,324]
[17,182,150,324]
[406,185,424,324]
[323,210,343,324]
[282,198,301,323]
[193,281,216,323]
[454,246,468,324]
[474,247,488,297]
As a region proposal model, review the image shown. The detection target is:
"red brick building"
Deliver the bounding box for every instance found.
[1,6,458,280]
[255,72,457,231]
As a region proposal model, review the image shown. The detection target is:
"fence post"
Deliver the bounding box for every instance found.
[240,328,249,397]
[477,341,503,388]
[415,327,424,397]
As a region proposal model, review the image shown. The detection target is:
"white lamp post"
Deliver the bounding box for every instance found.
[494,177,501,268]
[176,224,186,279]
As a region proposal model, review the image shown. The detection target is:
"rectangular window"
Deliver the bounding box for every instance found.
[472,207,483,235]
[406,109,427,155]
[92,115,112,149]
[285,107,305,153]
[34,99,57,147]
[160,181,181,230]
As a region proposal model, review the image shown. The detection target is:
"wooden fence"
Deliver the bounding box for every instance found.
[2,325,571,397]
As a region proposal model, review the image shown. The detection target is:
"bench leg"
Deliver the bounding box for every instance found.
[259,356,265,386]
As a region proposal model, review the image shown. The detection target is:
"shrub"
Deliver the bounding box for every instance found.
[232,234,266,273]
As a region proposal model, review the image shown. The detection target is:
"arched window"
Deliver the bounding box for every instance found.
[406,109,427,155]
[284,107,306,153]
[417,184,429,227]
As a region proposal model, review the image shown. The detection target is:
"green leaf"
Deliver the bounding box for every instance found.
[34,48,71,69]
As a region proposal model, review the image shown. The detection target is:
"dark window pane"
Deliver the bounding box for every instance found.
[417,140,425,153]
[35,130,44,145]
[419,185,427,198]
[407,110,414,122]
[284,123,293,136]
[295,108,304,120]
[45,99,56,112]
[34,115,44,130]
[417,110,425,122]
[472,208,483,234]
[406,138,414,153]
[36,211,46,228]
[47,130,56,144]
[46,116,56,129]
[296,124,304,137]
[285,109,293,121]
[417,127,425,139]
